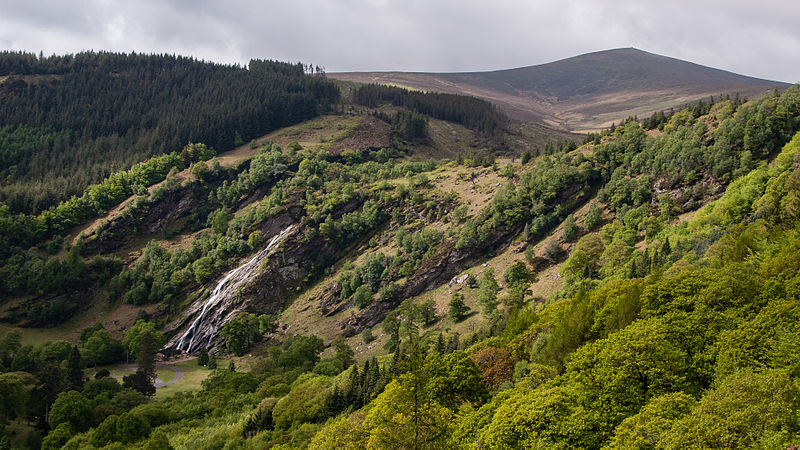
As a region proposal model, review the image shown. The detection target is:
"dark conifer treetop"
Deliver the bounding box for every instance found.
[0,51,339,213]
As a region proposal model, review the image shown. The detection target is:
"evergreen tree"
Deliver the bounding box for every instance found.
[435,333,447,354]
[122,370,155,396]
[447,333,460,353]
[136,330,155,380]
[197,348,209,366]
[207,353,217,370]
[448,292,470,322]
[66,345,83,391]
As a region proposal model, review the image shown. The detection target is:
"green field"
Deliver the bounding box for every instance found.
[99,358,220,399]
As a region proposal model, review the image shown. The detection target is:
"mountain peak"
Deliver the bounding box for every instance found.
[331,48,789,131]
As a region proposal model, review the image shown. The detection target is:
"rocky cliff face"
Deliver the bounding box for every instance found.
[166,223,299,353]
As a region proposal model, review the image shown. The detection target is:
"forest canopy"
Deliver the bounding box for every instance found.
[0,51,339,213]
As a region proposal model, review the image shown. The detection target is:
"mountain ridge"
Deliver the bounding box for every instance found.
[331,48,790,131]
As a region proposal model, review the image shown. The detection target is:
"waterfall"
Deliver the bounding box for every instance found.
[174,224,295,353]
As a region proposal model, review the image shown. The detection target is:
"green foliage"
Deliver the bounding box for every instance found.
[354,84,505,136]
[41,423,73,450]
[358,350,486,447]
[448,292,470,322]
[221,312,262,356]
[123,320,165,359]
[81,327,125,366]
[122,369,155,397]
[0,372,28,424]
[608,391,696,449]
[562,214,579,242]
[198,348,209,366]
[0,51,338,213]
[272,374,332,430]
[562,233,604,282]
[476,269,500,317]
[663,369,800,448]
[49,390,93,432]
[352,285,373,309]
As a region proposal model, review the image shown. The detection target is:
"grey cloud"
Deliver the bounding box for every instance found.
[0,0,797,82]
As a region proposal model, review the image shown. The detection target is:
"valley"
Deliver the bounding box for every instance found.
[0,49,799,449]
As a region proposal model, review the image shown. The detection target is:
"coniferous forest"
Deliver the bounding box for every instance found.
[0,51,339,213]
[1,49,800,449]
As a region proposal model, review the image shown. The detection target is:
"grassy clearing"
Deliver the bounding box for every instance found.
[154,359,214,399]
[97,358,219,399]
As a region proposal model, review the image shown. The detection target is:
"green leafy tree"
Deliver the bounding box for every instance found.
[0,373,29,425]
[123,321,165,361]
[361,350,486,447]
[332,338,355,371]
[562,233,604,282]
[49,390,93,432]
[663,369,800,448]
[585,203,602,231]
[41,423,73,450]
[122,370,155,397]
[353,284,373,309]
[192,256,214,284]
[476,269,500,317]
[221,312,261,356]
[562,214,579,242]
[81,329,124,367]
[608,391,696,449]
[448,292,470,322]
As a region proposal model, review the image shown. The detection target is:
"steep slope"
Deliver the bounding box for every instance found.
[331,48,790,131]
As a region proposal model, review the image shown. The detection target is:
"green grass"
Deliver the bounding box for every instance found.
[154,359,215,399]
[96,358,217,399]
[156,367,176,383]
[0,323,77,346]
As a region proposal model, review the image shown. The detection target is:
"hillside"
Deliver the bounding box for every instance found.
[0,52,339,214]
[1,50,800,448]
[331,48,789,131]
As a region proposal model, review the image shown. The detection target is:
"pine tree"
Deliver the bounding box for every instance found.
[66,345,84,391]
[436,333,447,354]
[137,330,155,380]
[448,333,460,352]
[208,353,217,370]
[198,348,209,366]
[228,360,236,372]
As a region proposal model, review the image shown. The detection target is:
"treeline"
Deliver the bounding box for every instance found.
[0,51,339,213]
[353,84,505,136]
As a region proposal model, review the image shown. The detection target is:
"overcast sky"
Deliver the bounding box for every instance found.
[1,0,798,82]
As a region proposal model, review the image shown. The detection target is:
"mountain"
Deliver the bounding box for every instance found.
[2,49,800,448]
[331,48,790,131]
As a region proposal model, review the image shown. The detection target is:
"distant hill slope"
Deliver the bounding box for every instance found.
[331,48,790,131]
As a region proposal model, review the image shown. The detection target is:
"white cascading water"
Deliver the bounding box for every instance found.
[175,224,295,353]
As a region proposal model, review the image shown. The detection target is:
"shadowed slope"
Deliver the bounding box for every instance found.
[332,48,790,131]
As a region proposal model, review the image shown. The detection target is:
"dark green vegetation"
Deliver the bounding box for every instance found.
[1,48,800,448]
[353,84,505,136]
[0,51,339,213]
[332,48,789,130]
